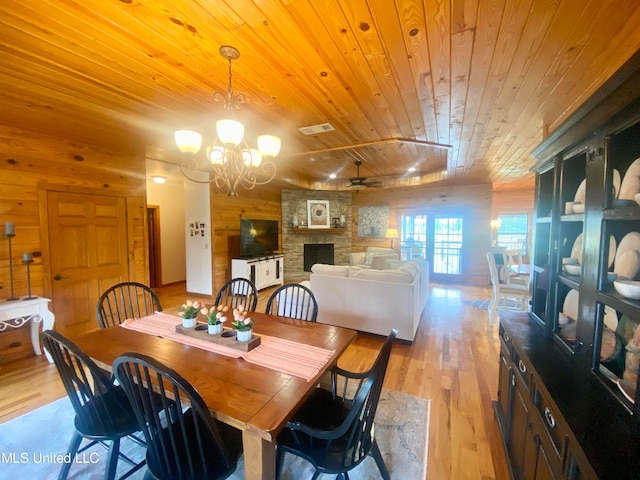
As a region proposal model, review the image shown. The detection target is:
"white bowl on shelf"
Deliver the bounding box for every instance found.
[572,203,585,214]
[562,257,579,265]
[613,279,640,300]
[563,264,581,276]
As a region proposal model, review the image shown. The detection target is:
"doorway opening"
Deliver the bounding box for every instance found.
[147,206,162,288]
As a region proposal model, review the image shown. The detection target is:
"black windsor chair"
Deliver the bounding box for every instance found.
[96,281,162,329]
[113,353,243,480]
[265,283,318,322]
[214,278,259,311]
[41,330,146,480]
[275,329,397,480]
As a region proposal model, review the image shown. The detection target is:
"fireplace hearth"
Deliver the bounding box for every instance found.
[304,244,334,272]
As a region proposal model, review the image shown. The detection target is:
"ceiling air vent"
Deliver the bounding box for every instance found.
[298,123,335,135]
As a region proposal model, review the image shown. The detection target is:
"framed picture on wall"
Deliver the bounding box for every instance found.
[307,200,331,228]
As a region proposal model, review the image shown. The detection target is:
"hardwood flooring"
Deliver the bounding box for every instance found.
[0,282,509,479]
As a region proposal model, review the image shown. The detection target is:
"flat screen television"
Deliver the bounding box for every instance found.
[240,219,279,258]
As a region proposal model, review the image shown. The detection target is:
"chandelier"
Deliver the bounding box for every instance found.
[174,46,281,196]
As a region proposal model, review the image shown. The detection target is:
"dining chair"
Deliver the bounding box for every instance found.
[214,277,259,311]
[486,252,530,327]
[96,281,162,329]
[275,329,397,480]
[504,248,523,266]
[265,283,318,322]
[41,330,146,480]
[113,352,243,480]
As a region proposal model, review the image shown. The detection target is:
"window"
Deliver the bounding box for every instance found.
[433,216,463,274]
[496,214,529,253]
[399,214,427,261]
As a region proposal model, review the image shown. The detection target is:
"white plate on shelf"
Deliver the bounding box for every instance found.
[573,179,586,204]
[616,231,640,258]
[614,231,640,278]
[570,233,583,263]
[614,250,640,280]
[604,306,618,331]
[625,156,640,177]
[606,235,617,268]
[614,169,621,198]
[619,158,640,200]
[563,289,579,321]
[571,234,615,268]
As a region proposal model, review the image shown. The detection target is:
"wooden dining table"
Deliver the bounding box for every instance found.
[70,311,358,480]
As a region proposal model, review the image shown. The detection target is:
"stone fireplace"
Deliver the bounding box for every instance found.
[304,243,334,271]
[281,190,352,281]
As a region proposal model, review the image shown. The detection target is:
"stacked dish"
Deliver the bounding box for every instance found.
[619,160,640,201]
[564,234,616,277]
[613,231,640,299]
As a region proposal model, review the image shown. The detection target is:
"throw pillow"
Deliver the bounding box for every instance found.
[364,251,375,266]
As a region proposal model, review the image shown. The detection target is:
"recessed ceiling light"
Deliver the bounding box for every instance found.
[151,175,167,184]
[407,167,416,173]
[329,173,337,179]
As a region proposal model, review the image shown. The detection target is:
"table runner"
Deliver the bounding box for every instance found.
[121,313,335,381]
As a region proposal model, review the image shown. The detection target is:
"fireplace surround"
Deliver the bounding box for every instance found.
[303,244,334,272]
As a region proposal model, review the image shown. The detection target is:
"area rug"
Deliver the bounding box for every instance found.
[0,389,429,479]
[463,298,523,310]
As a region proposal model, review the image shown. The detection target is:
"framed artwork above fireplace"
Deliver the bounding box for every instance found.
[307,200,331,228]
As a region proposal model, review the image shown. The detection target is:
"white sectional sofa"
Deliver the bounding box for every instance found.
[309,258,429,342]
[349,246,398,269]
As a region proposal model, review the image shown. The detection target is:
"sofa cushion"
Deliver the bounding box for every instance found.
[349,251,367,266]
[364,247,395,266]
[370,254,399,270]
[350,268,414,284]
[311,264,349,277]
[384,259,406,270]
[368,247,395,255]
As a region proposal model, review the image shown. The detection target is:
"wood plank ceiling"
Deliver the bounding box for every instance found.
[2,0,640,191]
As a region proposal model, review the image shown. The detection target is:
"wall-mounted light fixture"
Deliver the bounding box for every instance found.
[151,175,167,184]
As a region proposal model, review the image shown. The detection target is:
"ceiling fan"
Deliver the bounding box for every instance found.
[348,160,382,190]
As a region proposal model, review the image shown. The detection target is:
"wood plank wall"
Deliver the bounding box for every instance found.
[492,189,534,218]
[210,182,284,293]
[0,125,147,362]
[352,183,494,285]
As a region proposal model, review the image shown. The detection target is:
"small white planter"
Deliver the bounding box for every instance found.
[208,323,223,335]
[236,329,252,342]
[182,317,197,329]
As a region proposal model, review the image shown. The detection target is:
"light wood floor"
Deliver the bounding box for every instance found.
[0,282,509,480]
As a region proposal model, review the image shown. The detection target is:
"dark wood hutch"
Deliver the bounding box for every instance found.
[494,50,640,479]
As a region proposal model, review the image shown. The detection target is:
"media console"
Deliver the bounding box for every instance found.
[231,255,284,291]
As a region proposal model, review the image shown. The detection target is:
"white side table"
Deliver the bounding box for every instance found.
[0,297,55,363]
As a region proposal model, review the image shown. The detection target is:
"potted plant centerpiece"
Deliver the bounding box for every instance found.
[231,306,254,342]
[178,300,201,328]
[201,305,229,334]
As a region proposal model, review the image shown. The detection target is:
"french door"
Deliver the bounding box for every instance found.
[400,212,464,279]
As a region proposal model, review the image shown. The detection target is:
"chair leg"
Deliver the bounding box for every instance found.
[105,438,121,480]
[370,439,391,480]
[488,295,498,327]
[58,431,82,480]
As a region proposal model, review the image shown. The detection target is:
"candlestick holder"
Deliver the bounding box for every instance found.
[4,222,18,301]
[22,253,36,300]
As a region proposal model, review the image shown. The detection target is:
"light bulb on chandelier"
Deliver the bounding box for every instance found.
[174,46,281,196]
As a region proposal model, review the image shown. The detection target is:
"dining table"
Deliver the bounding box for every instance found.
[69,310,358,480]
